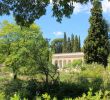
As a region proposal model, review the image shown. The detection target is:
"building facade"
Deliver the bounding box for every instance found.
[52,52,84,69]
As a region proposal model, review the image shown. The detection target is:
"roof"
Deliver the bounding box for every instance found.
[52,52,84,59]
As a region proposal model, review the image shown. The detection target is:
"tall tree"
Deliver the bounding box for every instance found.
[108,28,110,52]
[0,0,89,27]
[67,37,72,53]
[78,36,81,52]
[74,35,79,52]
[71,34,74,52]
[84,0,109,67]
[63,32,67,53]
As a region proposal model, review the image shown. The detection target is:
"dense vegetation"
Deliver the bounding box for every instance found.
[0,0,90,27]
[1,59,110,100]
[51,33,81,53]
[0,0,110,100]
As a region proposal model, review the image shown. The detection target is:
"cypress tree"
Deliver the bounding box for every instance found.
[74,35,79,52]
[71,34,74,52]
[84,0,109,67]
[63,32,67,53]
[67,37,72,53]
[78,36,81,52]
[109,34,110,52]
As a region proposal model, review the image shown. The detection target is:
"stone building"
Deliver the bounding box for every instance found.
[52,52,84,69]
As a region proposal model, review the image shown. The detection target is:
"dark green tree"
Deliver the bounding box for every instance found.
[0,0,89,27]
[84,0,109,67]
[71,34,74,52]
[108,27,110,52]
[74,35,79,52]
[51,38,63,53]
[67,37,72,53]
[63,32,67,53]
[78,36,81,52]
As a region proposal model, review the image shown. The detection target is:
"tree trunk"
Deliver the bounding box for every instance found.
[45,74,49,85]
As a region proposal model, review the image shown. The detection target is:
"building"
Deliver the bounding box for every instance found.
[52,52,84,69]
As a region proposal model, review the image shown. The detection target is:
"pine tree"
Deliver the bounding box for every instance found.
[84,0,109,67]
[67,37,72,53]
[63,32,67,53]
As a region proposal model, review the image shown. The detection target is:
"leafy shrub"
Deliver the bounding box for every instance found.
[71,60,82,67]
[0,92,5,100]
[42,93,51,100]
[10,94,21,100]
[75,89,110,100]
[4,79,38,100]
[64,60,82,68]
[4,79,22,99]
[20,79,38,100]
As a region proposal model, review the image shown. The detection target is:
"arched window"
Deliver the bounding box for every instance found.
[59,60,62,68]
[63,60,66,67]
[55,60,58,68]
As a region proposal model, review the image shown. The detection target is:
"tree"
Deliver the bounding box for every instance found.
[71,34,74,52]
[51,38,63,53]
[0,0,89,27]
[0,21,57,82]
[63,32,67,53]
[74,35,79,52]
[67,37,72,53]
[108,34,110,55]
[78,36,81,52]
[84,0,109,67]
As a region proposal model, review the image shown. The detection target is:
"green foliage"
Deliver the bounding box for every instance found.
[0,21,57,83]
[53,33,81,53]
[1,0,89,27]
[64,60,82,69]
[71,34,74,52]
[74,35,79,52]
[63,32,67,53]
[42,93,51,100]
[10,94,21,100]
[4,79,38,100]
[75,89,110,100]
[51,38,63,53]
[4,79,22,99]
[67,37,72,53]
[0,92,5,100]
[84,0,109,67]
[71,60,82,67]
[1,63,110,100]
[20,79,38,100]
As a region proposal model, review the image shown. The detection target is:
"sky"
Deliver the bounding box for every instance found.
[0,0,110,46]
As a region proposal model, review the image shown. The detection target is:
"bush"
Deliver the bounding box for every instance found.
[0,92,5,100]
[4,79,22,99]
[20,79,38,100]
[71,60,82,67]
[10,94,21,100]
[4,79,38,100]
[75,89,110,100]
[65,60,82,68]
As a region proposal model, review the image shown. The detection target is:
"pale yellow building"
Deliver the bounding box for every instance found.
[52,52,84,68]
